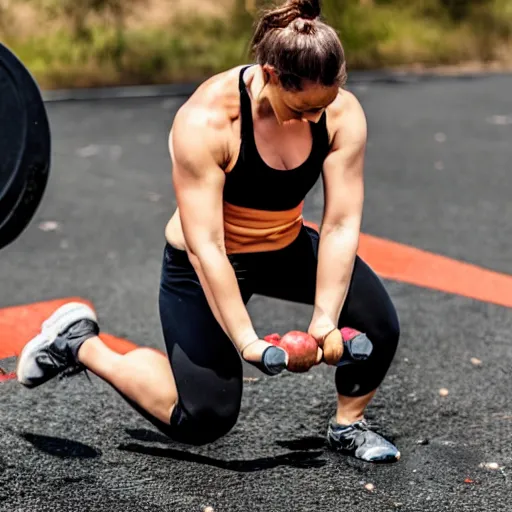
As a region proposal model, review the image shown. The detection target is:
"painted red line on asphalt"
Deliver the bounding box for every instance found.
[2,223,512,372]
[304,221,512,309]
[0,297,142,361]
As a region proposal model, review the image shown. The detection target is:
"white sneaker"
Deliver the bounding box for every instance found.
[17,302,99,388]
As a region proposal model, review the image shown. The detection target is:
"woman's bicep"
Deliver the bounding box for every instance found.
[170,114,227,256]
[322,100,367,231]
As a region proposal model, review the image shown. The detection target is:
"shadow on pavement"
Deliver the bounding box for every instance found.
[21,432,102,459]
[275,436,327,451]
[118,441,327,472]
[126,428,329,451]
[125,428,173,444]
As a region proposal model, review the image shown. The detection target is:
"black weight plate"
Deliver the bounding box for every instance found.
[0,43,51,250]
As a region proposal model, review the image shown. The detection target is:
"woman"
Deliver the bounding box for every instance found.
[17,0,401,463]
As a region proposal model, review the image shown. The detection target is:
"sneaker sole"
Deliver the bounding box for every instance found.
[41,302,97,339]
[16,302,97,387]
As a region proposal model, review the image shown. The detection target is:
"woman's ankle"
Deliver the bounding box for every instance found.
[77,336,120,367]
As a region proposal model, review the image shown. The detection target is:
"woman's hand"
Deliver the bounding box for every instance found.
[308,318,344,365]
[241,339,289,376]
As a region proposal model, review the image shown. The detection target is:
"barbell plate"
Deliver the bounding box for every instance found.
[0,43,51,250]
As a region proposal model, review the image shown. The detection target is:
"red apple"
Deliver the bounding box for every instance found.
[265,331,319,373]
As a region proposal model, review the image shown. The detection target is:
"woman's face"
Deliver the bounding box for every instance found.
[269,78,339,124]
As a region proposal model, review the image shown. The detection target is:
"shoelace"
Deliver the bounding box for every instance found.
[336,419,381,432]
[58,364,91,383]
[361,419,382,431]
[333,420,379,452]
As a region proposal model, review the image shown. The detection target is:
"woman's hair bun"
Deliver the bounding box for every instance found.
[291,0,321,20]
[291,18,317,35]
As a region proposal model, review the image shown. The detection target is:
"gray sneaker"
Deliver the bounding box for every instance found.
[16,302,99,388]
[327,418,401,463]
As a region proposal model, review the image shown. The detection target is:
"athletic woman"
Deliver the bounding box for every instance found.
[17,0,401,463]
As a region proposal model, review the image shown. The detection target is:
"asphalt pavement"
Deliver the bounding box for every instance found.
[1,72,512,511]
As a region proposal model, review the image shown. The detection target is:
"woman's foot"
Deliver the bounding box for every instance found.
[327,418,400,463]
[16,302,99,388]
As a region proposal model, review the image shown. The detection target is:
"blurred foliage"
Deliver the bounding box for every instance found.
[17,0,149,67]
[1,0,511,88]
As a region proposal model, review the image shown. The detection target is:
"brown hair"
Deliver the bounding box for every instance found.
[251,0,347,91]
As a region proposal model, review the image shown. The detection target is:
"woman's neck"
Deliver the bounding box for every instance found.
[247,66,276,120]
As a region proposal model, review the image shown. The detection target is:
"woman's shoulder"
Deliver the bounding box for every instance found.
[170,66,248,169]
[176,65,248,129]
[326,88,365,121]
[325,88,367,144]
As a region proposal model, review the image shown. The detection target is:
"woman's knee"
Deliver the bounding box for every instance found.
[368,308,401,367]
[169,393,242,446]
[336,310,401,398]
[384,309,401,353]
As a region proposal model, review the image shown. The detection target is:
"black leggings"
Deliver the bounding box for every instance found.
[154,225,400,445]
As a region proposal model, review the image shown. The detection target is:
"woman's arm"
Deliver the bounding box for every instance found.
[309,93,367,341]
[170,104,260,353]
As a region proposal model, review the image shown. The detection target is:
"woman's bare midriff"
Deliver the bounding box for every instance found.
[165,211,187,251]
